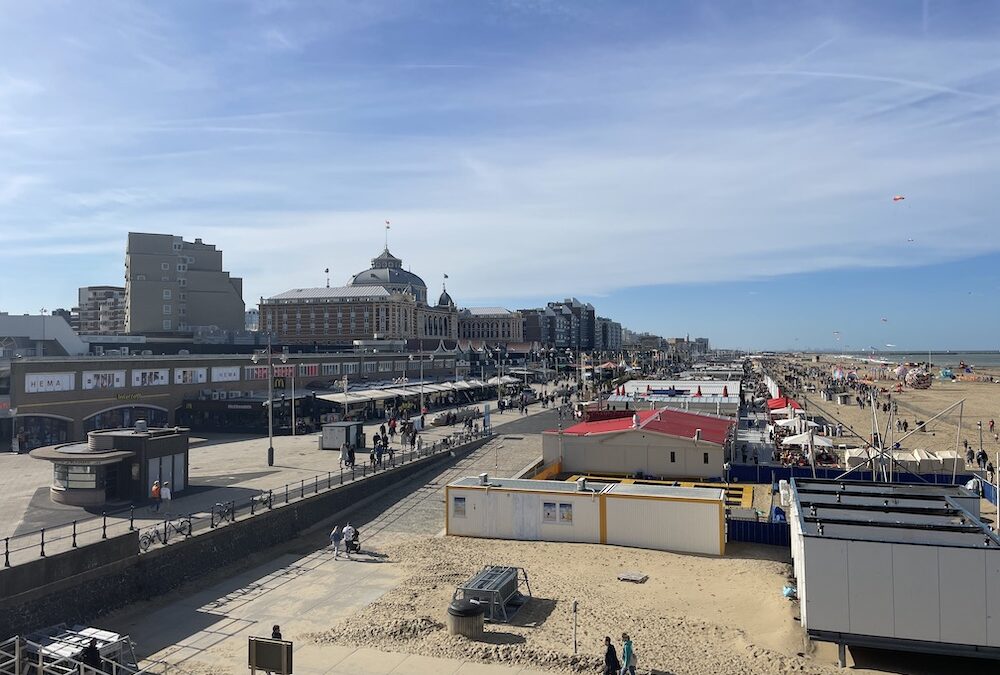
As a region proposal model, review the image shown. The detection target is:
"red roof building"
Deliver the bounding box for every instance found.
[560,408,732,446]
[544,408,734,479]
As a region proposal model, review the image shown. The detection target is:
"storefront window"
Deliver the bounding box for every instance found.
[17,417,70,451]
[84,407,168,432]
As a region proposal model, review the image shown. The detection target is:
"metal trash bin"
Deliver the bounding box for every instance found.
[447,599,485,639]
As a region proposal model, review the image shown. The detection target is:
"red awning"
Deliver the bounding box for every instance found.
[767,396,801,410]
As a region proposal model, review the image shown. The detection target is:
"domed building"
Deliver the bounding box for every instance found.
[350,248,429,305]
[260,245,458,345]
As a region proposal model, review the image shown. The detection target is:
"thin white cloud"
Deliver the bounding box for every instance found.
[0,175,42,204]
[0,1,997,322]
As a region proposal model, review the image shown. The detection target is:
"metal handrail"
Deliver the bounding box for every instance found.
[1,637,195,675]
[3,428,494,564]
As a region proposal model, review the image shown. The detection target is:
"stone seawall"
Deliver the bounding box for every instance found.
[0,437,491,637]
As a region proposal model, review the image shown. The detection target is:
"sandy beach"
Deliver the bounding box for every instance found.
[791,355,1000,462]
[304,535,855,674]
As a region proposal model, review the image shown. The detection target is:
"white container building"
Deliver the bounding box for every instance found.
[445,476,725,556]
[789,478,1000,664]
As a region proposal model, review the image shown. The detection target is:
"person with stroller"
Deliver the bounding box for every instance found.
[343,522,359,558]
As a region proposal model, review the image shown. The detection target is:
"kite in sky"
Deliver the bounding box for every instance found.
[892,195,906,202]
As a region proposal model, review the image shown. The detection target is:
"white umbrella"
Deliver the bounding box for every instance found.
[803,420,821,428]
[781,432,834,447]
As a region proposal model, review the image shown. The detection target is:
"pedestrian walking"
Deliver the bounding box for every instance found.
[620,633,636,675]
[150,480,161,512]
[160,482,172,512]
[602,636,620,675]
[330,525,344,559]
[987,461,996,486]
[342,523,356,559]
[271,625,282,640]
[340,441,350,469]
[990,419,995,434]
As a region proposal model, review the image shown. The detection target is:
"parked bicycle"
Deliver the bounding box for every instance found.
[139,516,192,552]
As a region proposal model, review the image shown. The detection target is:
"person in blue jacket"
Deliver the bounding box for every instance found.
[620,633,635,675]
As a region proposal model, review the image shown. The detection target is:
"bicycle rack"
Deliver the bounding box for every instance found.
[138,517,192,552]
[210,501,235,529]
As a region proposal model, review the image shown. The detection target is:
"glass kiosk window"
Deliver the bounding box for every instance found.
[53,464,100,489]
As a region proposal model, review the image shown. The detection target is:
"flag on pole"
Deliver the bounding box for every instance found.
[444,273,449,279]
[324,268,329,274]
[385,220,391,228]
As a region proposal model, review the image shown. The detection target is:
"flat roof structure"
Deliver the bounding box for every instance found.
[448,476,725,501]
[788,478,1000,663]
[557,408,733,446]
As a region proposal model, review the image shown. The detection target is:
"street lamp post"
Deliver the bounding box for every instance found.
[409,350,425,415]
[251,335,288,467]
[39,308,47,357]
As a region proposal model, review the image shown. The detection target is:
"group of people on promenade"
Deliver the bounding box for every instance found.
[149,480,172,511]
[329,522,359,559]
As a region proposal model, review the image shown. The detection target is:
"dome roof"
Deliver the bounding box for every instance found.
[349,247,428,301]
[437,289,454,307]
[350,266,427,290]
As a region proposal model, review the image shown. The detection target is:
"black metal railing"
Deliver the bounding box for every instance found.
[2,428,493,565]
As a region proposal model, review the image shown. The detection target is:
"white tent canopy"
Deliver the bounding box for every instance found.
[781,432,834,447]
[934,449,963,474]
[775,418,800,427]
[769,406,805,417]
[844,447,873,469]
[889,450,920,474]
[911,448,943,474]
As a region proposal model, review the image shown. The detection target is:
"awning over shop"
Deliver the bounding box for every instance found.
[766,396,801,410]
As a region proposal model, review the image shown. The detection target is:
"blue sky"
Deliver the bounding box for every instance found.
[1,1,998,350]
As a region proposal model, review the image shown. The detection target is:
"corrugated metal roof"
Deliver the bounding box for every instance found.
[461,307,515,316]
[266,286,391,301]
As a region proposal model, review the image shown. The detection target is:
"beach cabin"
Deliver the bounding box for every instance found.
[788,479,999,665]
[445,475,725,556]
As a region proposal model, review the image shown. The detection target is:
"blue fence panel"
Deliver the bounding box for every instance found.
[984,481,998,505]
[728,463,978,488]
[727,518,790,547]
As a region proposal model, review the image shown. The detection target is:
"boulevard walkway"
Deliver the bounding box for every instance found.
[102,412,560,675]
[0,390,563,566]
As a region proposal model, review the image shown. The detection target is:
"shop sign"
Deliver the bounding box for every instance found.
[116,393,142,401]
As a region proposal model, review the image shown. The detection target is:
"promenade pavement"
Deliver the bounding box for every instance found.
[0,386,564,558]
[101,410,560,675]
